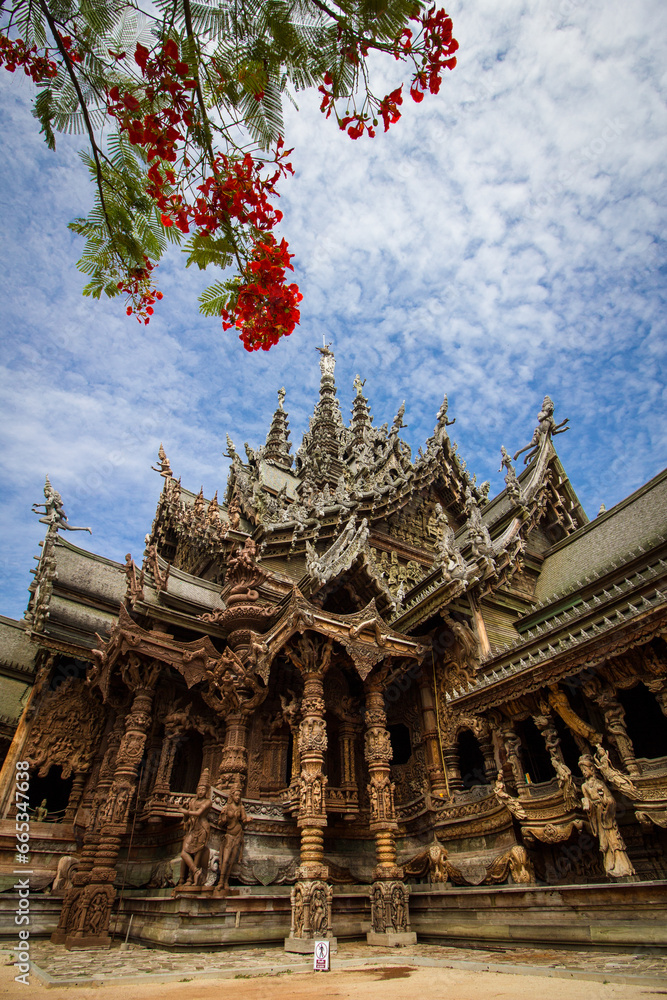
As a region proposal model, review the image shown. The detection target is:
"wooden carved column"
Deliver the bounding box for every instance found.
[56,656,160,949]
[499,723,525,792]
[532,711,579,811]
[79,712,126,878]
[296,670,329,878]
[339,723,355,786]
[202,646,267,793]
[218,711,251,790]
[63,772,87,825]
[50,712,124,945]
[645,677,667,718]
[478,727,498,785]
[152,729,179,794]
[285,635,334,951]
[418,675,449,798]
[587,684,640,777]
[202,734,218,782]
[364,673,401,881]
[137,731,162,806]
[279,691,301,794]
[441,745,463,792]
[365,669,416,946]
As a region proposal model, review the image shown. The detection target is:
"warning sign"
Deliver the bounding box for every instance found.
[314,940,330,971]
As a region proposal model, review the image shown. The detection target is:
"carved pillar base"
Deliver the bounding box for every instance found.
[52,868,117,949]
[367,880,416,946]
[217,712,249,791]
[63,771,86,825]
[372,829,403,882]
[441,747,463,792]
[296,826,328,880]
[284,879,336,953]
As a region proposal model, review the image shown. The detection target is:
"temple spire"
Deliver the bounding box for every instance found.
[264,387,293,468]
[350,374,373,452]
[303,342,345,483]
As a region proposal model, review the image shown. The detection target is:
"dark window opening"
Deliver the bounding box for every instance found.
[171,732,204,793]
[515,717,555,784]
[0,737,11,770]
[553,713,583,776]
[29,765,73,819]
[285,730,294,785]
[457,729,488,787]
[320,586,360,616]
[618,683,667,760]
[389,723,412,766]
[325,713,341,785]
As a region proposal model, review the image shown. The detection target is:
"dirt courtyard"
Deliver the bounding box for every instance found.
[3,961,666,1000]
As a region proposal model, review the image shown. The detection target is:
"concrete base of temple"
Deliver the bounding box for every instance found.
[64,932,112,950]
[367,930,417,947]
[284,935,338,954]
[5,881,667,952]
[50,928,112,949]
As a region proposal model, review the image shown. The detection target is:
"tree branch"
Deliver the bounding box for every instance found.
[181,0,245,274]
[37,0,124,263]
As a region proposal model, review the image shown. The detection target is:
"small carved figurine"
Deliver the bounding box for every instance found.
[34,798,49,822]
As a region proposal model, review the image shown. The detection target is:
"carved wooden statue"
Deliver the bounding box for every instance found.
[579,755,635,879]
[179,774,213,886]
[219,787,248,889]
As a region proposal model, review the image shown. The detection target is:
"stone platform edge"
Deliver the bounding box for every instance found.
[15,953,667,991]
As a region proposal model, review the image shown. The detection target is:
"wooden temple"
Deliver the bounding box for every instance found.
[1,346,666,950]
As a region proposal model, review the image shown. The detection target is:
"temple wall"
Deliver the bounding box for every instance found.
[410,881,667,950]
[3,881,666,951]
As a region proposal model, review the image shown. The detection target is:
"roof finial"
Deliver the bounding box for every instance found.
[353,374,366,396]
[152,442,173,478]
[32,477,92,534]
[277,386,286,410]
[513,396,570,466]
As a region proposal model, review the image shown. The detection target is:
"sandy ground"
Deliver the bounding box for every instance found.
[3,961,666,1000]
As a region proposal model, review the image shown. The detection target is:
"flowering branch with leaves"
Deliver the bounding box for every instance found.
[1,0,457,351]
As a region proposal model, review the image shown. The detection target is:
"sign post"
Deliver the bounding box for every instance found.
[313,939,330,971]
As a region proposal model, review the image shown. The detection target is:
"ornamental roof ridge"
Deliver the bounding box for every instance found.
[249,585,427,682]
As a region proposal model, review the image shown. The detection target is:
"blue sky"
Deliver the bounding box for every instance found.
[1,0,666,620]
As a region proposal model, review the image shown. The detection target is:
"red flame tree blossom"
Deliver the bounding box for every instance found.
[1,1,457,351]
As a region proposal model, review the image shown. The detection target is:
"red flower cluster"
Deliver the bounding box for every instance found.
[321,74,377,138]
[409,6,458,100]
[116,256,163,325]
[318,72,336,119]
[107,40,197,167]
[191,145,292,233]
[222,237,302,352]
[0,34,58,81]
[339,112,375,139]
[378,86,403,131]
[152,145,292,236]
[57,33,82,64]
[107,39,298,346]
[318,6,457,138]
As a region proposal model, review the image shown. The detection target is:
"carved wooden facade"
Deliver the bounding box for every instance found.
[1,348,666,948]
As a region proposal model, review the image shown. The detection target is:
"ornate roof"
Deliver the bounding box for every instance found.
[145,347,587,635]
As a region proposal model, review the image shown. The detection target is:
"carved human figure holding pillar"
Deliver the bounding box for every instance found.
[579,755,635,879]
[179,772,213,886]
[219,786,248,889]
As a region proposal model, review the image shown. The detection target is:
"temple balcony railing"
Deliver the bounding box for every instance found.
[139,789,287,824]
[281,785,359,817]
